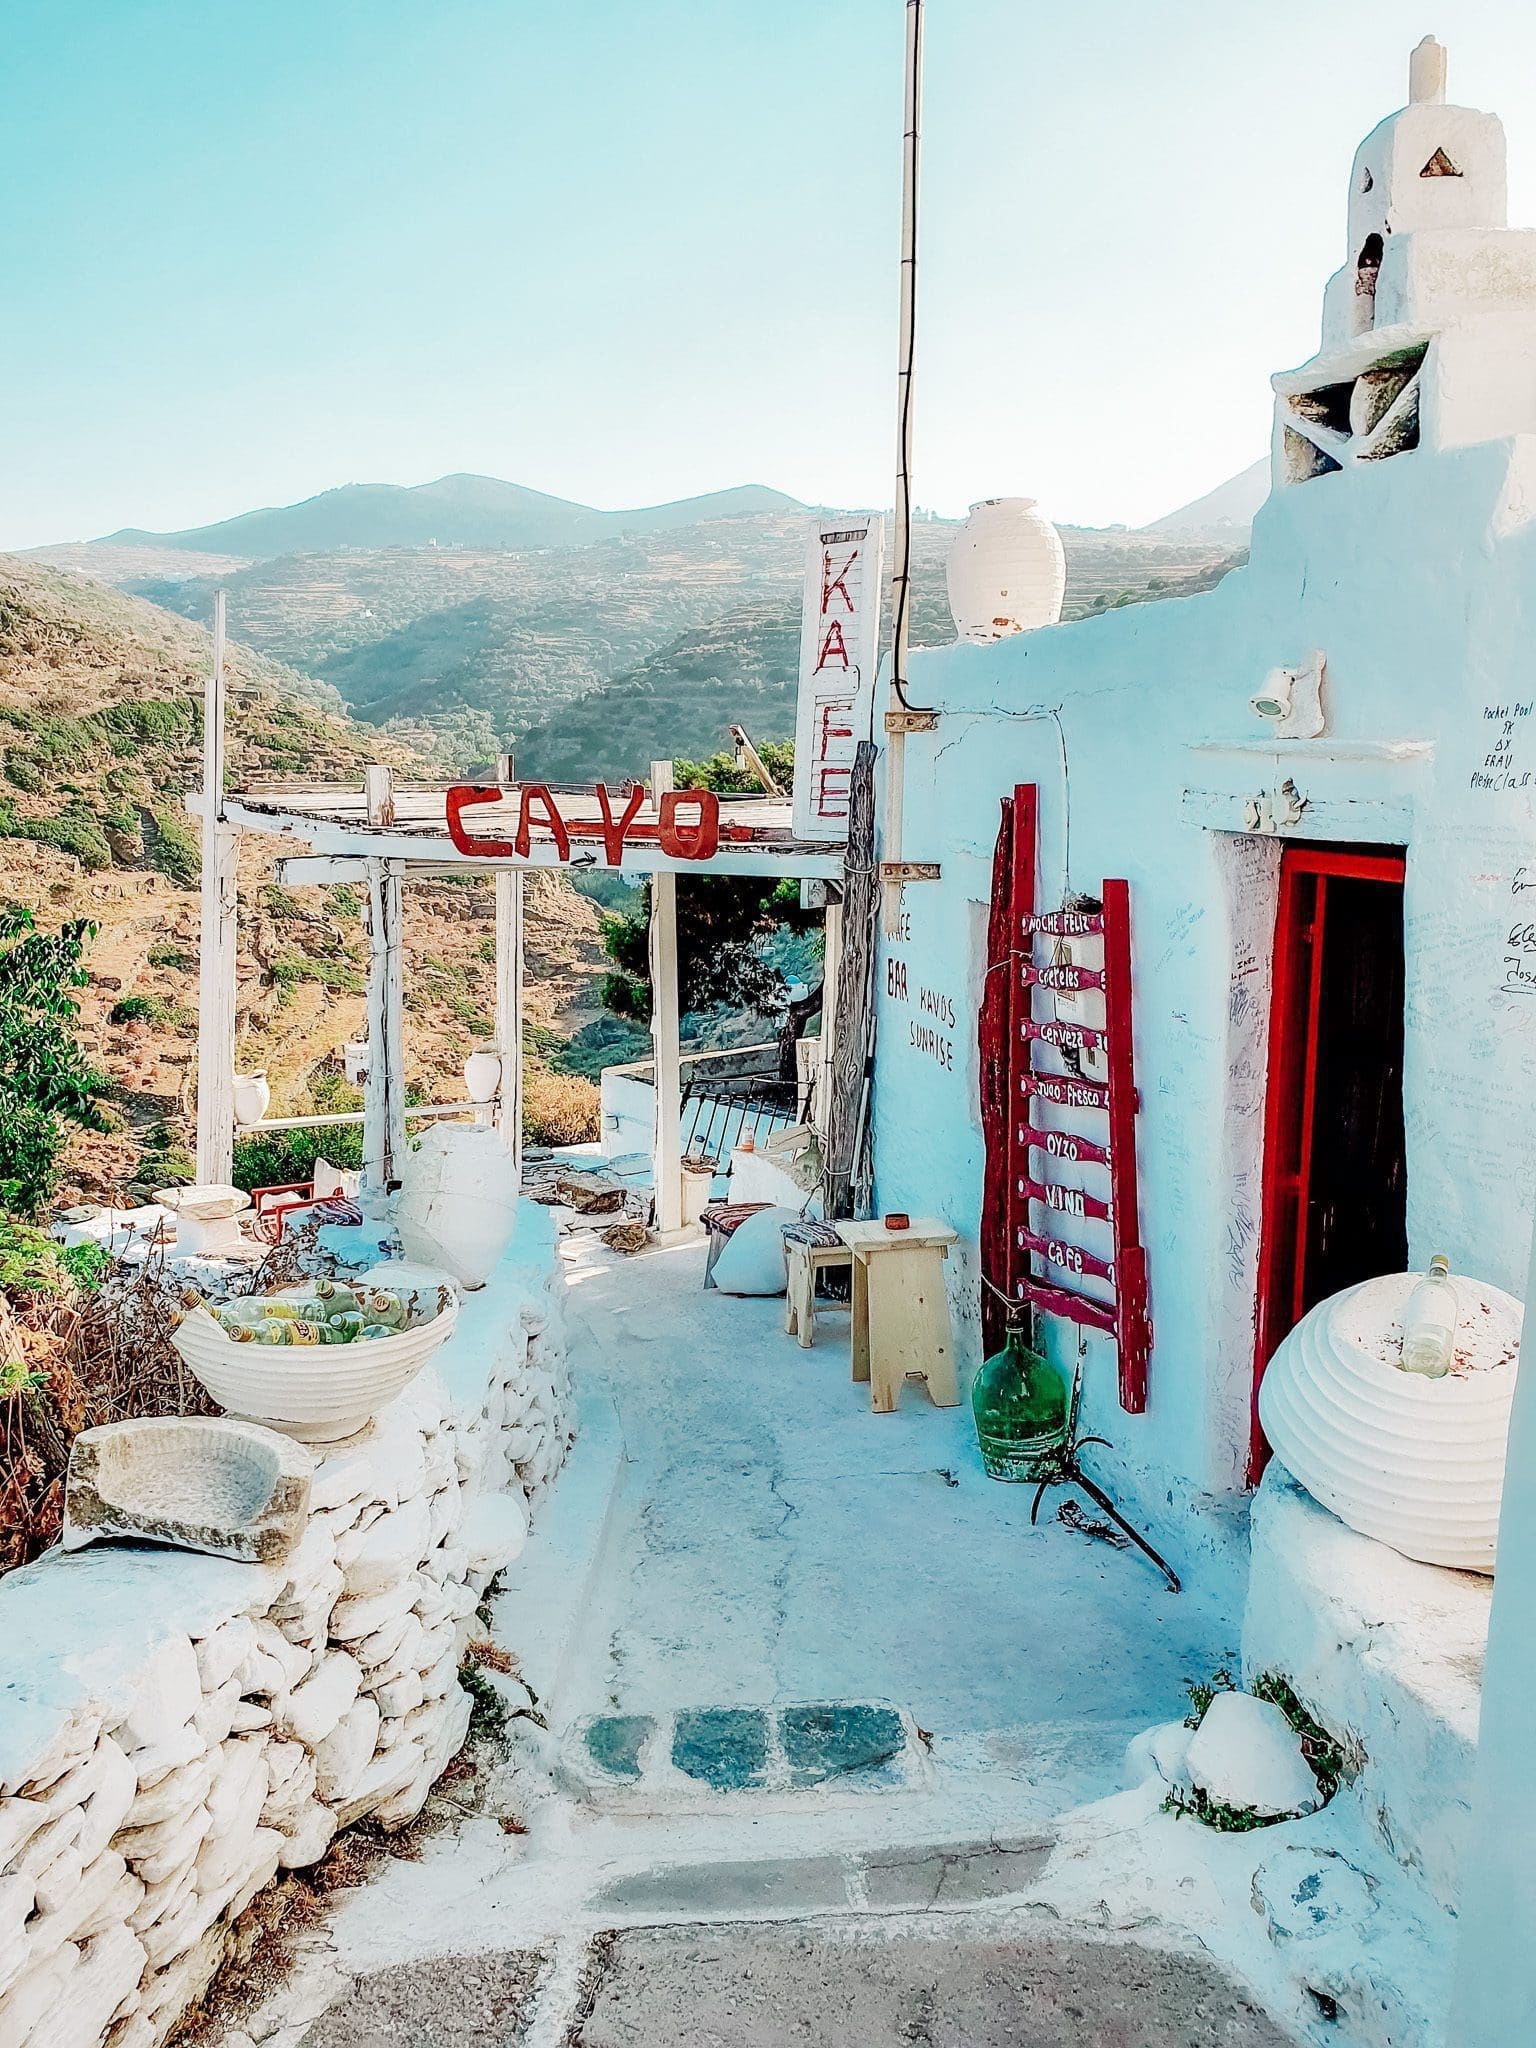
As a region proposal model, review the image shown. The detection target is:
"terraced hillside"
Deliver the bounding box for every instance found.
[0,558,607,1202]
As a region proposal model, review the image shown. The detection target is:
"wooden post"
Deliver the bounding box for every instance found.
[648,758,683,1233]
[362,856,405,1196]
[195,591,237,1187]
[825,742,878,1219]
[485,753,524,1160]
[494,870,524,1168]
[817,890,844,1134]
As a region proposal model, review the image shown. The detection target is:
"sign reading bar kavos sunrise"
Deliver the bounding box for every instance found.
[792,514,885,843]
[447,782,722,865]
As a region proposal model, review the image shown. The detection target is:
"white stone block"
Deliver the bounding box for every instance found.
[17,1807,83,1879]
[0,1941,77,2041]
[128,1856,197,1934]
[251,1621,312,1691]
[49,1849,127,1948]
[193,1616,256,1693]
[115,1800,210,1888]
[0,1794,48,1870]
[124,1718,204,1792]
[313,1697,381,1804]
[375,1671,425,1721]
[28,1921,145,2048]
[353,1610,418,1674]
[194,1676,244,1748]
[481,1670,533,1720]
[0,1872,34,1992]
[32,1836,86,1917]
[74,1739,138,1864]
[1186,1690,1321,1819]
[280,1650,363,1748]
[275,1800,336,1870]
[330,1577,419,1645]
[339,1496,431,1599]
[123,1756,211,1832]
[426,1481,461,1550]
[196,1741,268,1893]
[416,1618,456,1672]
[231,1700,273,1734]
[6,1710,102,1801]
[140,1919,226,2033]
[76,1866,144,1944]
[113,1637,202,1755]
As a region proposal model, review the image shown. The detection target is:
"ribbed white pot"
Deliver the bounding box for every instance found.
[946,497,1066,643]
[1258,1271,1522,1573]
[171,1296,459,1445]
[396,1121,519,1290]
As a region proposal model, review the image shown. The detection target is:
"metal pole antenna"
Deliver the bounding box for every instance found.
[882,0,923,938]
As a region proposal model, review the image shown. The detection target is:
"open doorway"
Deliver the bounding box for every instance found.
[1250,843,1408,1480]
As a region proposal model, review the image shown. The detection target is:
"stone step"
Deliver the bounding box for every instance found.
[561,1701,932,1812]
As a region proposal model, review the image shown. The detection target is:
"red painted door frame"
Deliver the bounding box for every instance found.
[1249,843,1406,1482]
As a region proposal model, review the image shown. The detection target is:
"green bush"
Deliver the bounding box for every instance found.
[271,954,366,996]
[109,993,195,1030]
[0,908,107,1214]
[232,1120,364,1192]
[146,944,193,970]
[0,1217,108,1298]
[4,751,41,792]
[145,809,201,886]
[10,807,114,872]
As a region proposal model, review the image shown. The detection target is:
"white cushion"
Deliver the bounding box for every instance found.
[314,1156,361,1200]
[710,1206,798,1296]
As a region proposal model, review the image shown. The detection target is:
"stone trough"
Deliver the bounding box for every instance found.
[63,1417,314,1566]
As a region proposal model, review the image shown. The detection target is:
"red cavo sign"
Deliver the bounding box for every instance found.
[446,783,721,865]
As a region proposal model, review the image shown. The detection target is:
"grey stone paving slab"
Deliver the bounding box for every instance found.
[861,1834,1056,1908]
[594,1853,854,1916]
[570,1923,1294,2047]
[301,1948,545,2046]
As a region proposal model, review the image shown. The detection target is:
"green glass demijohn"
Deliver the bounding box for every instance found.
[972,1307,1072,1482]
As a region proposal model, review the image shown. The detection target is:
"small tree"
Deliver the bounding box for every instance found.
[0,908,107,1215]
[598,744,822,1075]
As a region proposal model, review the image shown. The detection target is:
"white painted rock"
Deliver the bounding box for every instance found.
[1253,1845,1378,1943]
[395,1122,519,1290]
[281,1650,363,1748]
[460,1492,529,1578]
[1186,1691,1321,1819]
[1258,1271,1521,1572]
[1125,1717,1194,1793]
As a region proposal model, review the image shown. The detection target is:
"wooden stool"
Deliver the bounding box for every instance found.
[837,1219,960,1413]
[783,1227,853,1348]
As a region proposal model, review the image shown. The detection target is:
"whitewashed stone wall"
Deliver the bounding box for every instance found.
[0,1215,568,2048]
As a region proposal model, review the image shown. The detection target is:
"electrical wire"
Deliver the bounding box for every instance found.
[890,0,937,718]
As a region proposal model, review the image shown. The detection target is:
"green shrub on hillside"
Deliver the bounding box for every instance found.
[146,808,201,885]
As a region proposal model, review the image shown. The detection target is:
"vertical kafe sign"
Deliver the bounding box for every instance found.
[792,514,886,841]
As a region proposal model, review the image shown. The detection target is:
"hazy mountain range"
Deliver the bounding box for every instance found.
[25,467,1256,778]
[97,474,805,560]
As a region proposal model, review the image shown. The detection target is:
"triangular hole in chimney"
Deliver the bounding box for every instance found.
[1420,148,1462,178]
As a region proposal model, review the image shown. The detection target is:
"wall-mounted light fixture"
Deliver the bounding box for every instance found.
[1251,650,1327,738]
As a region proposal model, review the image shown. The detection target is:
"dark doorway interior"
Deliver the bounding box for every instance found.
[1251,844,1408,1479]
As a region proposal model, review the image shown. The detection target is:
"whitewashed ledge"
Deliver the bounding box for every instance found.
[1242,1462,1490,1916]
[0,1200,569,2048]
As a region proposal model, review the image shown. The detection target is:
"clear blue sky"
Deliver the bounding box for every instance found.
[5,1,1535,548]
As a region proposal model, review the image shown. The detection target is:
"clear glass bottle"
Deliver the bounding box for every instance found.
[972,1311,1072,1481]
[1400,1254,1457,1378]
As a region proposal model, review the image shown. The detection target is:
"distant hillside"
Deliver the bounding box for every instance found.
[1142,459,1268,538]
[517,606,803,783]
[514,527,1246,784]
[93,473,805,560]
[0,558,606,1201]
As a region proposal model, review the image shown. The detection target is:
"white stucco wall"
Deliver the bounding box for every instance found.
[870,437,1536,1573]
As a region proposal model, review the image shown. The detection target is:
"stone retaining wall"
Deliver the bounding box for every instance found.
[0,1214,569,2048]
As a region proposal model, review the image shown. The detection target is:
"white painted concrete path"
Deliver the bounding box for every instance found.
[557,1231,1231,1747]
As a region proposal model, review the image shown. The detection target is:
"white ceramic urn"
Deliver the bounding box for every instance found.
[395,1121,519,1290]
[1258,1269,1522,1573]
[232,1070,271,1128]
[946,497,1066,643]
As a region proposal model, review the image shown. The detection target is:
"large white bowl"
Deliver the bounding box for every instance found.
[1258,1271,1521,1573]
[171,1295,459,1444]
